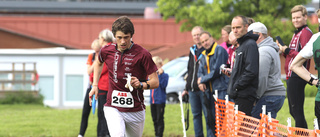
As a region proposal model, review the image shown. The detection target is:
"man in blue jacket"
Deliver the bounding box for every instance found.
[197,31,229,136]
[227,15,259,116]
[150,56,169,137]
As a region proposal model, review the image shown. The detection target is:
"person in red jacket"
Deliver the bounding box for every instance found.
[278,5,313,128]
[78,29,114,137]
[95,29,114,137]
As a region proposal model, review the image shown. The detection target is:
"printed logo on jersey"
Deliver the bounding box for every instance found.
[124,53,135,57]
[289,31,302,49]
[124,57,133,61]
[113,52,119,83]
[124,62,132,65]
[125,67,131,72]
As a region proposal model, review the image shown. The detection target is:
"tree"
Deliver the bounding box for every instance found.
[157,0,313,44]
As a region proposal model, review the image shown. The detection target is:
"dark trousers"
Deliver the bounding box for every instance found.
[287,77,308,128]
[235,97,255,116]
[97,89,109,137]
[315,101,320,129]
[79,87,92,136]
[151,104,165,137]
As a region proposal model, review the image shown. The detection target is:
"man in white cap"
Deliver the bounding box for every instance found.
[248,22,286,119]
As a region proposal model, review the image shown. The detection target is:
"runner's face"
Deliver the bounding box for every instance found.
[291,11,307,29]
[115,31,132,52]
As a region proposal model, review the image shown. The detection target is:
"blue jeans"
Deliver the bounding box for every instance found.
[251,95,285,119]
[189,90,227,137]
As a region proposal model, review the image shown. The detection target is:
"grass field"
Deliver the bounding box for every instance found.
[0,97,316,137]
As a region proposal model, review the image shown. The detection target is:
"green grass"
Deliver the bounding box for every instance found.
[0,97,317,137]
[277,97,316,129]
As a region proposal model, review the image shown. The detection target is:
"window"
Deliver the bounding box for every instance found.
[13,73,32,90]
[66,75,83,101]
[38,76,54,100]
[0,74,9,90]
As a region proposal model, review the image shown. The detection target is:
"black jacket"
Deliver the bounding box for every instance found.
[185,44,205,91]
[227,31,259,100]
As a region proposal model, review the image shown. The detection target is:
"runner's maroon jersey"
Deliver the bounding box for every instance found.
[99,42,158,112]
[283,26,312,79]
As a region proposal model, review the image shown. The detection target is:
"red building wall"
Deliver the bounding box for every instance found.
[0,16,192,50]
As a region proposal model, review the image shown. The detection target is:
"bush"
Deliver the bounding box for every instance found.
[0,91,44,105]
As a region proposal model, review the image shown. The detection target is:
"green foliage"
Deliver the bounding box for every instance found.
[0,91,44,105]
[305,83,319,97]
[156,0,312,42]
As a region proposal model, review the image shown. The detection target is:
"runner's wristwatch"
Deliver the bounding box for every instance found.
[309,74,319,87]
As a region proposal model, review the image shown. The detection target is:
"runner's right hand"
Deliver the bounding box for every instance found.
[89,85,98,106]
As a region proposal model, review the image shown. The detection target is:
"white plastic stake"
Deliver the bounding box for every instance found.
[235,105,238,114]
[213,90,218,101]
[287,117,291,127]
[287,117,292,135]
[314,118,319,130]
[268,112,273,136]
[268,112,272,122]
[314,118,320,137]
[179,92,187,137]
[225,95,229,104]
[262,105,266,115]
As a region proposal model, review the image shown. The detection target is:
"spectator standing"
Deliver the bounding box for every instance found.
[278,5,313,128]
[150,56,169,137]
[89,16,159,137]
[197,31,229,136]
[95,29,114,137]
[227,15,259,116]
[181,26,207,137]
[248,22,286,119]
[220,25,232,51]
[290,9,320,128]
[225,31,238,71]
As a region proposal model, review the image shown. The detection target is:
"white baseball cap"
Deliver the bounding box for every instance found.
[248,22,268,34]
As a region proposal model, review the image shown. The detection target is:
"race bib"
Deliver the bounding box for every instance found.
[111,90,134,108]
